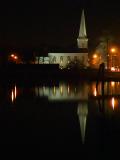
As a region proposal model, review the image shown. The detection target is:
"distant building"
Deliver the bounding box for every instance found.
[35,10,89,69]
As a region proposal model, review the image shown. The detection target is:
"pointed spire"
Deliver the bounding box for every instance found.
[79,10,87,38]
[77,9,88,49]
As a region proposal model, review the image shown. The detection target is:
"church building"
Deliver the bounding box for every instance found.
[35,10,89,68]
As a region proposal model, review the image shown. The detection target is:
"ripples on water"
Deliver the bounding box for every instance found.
[1,81,120,152]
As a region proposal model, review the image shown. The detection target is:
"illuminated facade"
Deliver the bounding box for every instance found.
[48,52,88,69]
[35,10,89,68]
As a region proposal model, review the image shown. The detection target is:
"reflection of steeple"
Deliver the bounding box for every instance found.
[77,102,88,144]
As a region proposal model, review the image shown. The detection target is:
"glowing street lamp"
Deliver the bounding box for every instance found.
[11,54,14,57]
[14,56,18,60]
[110,47,117,70]
[92,53,101,67]
[110,48,116,53]
[93,54,98,59]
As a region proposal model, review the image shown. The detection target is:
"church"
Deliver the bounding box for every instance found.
[35,10,89,69]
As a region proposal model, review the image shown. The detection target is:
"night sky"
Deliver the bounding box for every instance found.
[0,0,120,48]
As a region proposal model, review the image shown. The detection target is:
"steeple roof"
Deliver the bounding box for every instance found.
[79,10,87,38]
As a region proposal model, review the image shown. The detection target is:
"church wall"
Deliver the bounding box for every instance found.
[48,53,88,68]
[35,53,88,68]
[35,57,44,64]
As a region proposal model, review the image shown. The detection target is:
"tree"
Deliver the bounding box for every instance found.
[66,59,85,70]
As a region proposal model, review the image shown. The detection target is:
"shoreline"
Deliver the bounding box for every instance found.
[0,64,120,82]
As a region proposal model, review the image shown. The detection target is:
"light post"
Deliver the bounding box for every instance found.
[106,38,110,70]
[10,54,18,64]
[92,53,101,68]
[110,47,117,71]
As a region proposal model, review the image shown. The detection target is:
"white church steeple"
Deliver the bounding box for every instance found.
[77,10,88,49]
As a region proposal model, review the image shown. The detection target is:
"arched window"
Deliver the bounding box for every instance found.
[60,56,63,63]
[67,56,71,63]
[40,57,44,64]
[52,56,56,63]
[74,56,77,63]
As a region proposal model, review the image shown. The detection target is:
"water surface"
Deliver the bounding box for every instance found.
[0,80,120,152]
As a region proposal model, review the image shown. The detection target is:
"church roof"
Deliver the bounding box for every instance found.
[78,48,88,53]
[78,10,87,38]
[49,47,88,53]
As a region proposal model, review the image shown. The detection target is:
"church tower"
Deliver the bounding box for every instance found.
[77,10,88,49]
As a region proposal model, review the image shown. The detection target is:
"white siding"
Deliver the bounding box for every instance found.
[48,53,88,68]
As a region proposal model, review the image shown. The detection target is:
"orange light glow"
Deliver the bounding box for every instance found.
[111,67,115,71]
[14,56,18,60]
[93,54,97,58]
[15,85,17,98]
[112,97,115,110]
[12,90,14,102]
[11,54,14,57]
[111,81,115,87]
[93,88,97,96]
[111,97,118,110]
[110,48,116,53]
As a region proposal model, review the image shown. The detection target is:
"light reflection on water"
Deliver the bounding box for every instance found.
[11,90,14,103]
[15,85,17,99]
[11,84,17,103]
[77,102,88,144]
[7,81,120,146]
[34,82,88,101]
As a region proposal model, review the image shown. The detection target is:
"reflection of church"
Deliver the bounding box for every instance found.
[35,10,89,69]
[35,82,88,101]
[77,103,88,143]
[35,81,89,144]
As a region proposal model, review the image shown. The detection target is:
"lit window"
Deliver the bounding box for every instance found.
[60,85,63,95]
[53,86,56,95]
[67,56,71,63]
[53,56,56,63]
[60,56,63,63]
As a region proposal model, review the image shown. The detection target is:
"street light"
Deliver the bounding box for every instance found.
[14,56,18,60]
[11,54,14,57]
[110,47,117,52]
[110,47,118,71]
[9,54,18,63]
[93,54,98,58]
[92,53,101,67]
[110,48,116,53]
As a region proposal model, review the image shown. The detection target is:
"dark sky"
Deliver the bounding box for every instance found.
[0,0,120,48]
